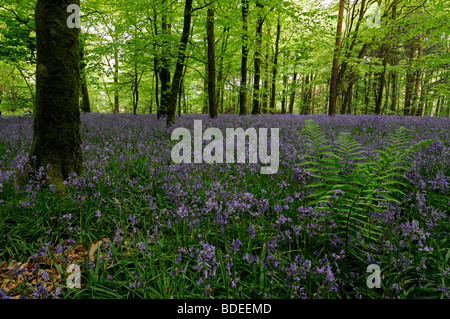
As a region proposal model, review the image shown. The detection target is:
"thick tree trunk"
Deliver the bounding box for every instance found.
[166,0,193,126]
[207,7,217,119]
[239,0,249,115]
[31,0,82,186]
[328,0,345,116]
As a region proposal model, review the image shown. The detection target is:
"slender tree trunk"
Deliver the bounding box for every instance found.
[217,28,228,114]
[328,0,345,116]
[404,39,416,115]
[178,79,182,116]
[270,19,281,112]
[342,78,353,115]
[239,0,249,115]
[153,12,161,118]
[336,0,368,91]
[262,40,270,114]
[113,40,119,114]
[375,33,391,115]
[252,2,264,114]
[207,7,217,118]
[365,65,372,114]
[412,34,423,116]
[31,0,82,186]
[159,1,171,118]
[417,72,430,117]
[435,97,441,116]
[79,36,90,113]
[390,71,397,113]
[166,0,193,126]
[288,71,297,114]
[281,74,287,114]
[132,62,141,115]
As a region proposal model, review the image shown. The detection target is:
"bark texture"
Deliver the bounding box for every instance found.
[31,0,82,185]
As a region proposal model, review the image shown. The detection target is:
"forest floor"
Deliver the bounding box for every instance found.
[0,113,449,299]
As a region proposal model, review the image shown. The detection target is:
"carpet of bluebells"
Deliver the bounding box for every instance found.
[0,113,449,299]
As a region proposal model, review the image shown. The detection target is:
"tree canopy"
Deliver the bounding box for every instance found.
[0,0,449,118]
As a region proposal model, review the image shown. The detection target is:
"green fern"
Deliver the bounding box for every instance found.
[299,120,435,256]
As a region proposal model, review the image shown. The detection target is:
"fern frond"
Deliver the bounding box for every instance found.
[299,121,437,258]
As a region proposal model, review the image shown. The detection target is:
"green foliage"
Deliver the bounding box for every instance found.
[300,119,436,256]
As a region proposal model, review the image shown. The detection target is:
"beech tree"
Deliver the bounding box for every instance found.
[166,0,193,126]
[30,0,82,186]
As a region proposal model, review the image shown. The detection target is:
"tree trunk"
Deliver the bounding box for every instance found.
[31,0,82,186]
[281,74,287,114]
[288,71,297,114]
[207,7,217,118]
[270,19,281,112]
[159,1,171,118]
[113,40,119,114]
[262,40,270,113]
[239,0,249,115]
[412,34,423,116]
[390,71,397,113]
[79,36,90,113]
[328,0,345,116]
[166,0,193,126]
[152,12,160,118]
[404,39,416,115]
[342,79,353,115]
[217,28,229,114]
[435,97,441,116]
[365,65,372,114]
[417,72,430,117]
[375,40,390,115]
[203,56,208,114]
[132,62,140,115]
[252,2,264,115]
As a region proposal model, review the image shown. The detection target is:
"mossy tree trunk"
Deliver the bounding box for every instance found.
[30,0,82,186]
